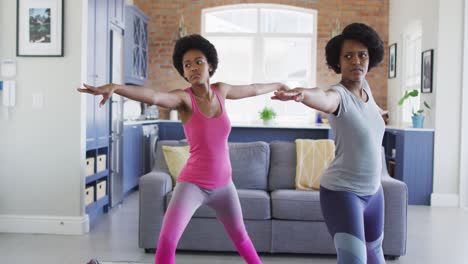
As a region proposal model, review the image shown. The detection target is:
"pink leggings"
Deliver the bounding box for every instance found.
[155,181,262,264]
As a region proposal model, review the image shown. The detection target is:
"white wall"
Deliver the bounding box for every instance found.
[460,0,468,209]
[388,0,438,127]
[389,0,464,207]
[0,0,88,233]
[431,0,463,206]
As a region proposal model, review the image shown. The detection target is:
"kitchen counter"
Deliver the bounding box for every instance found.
[385,125,435,132]
[123,119,177,125]
[124,119,331,129]
[231,121,330,129]
[124,120,434,137]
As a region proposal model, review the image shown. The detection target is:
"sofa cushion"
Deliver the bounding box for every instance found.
[229,142,270,190]
[269,141,296,191]
[271,189,324,221]
[166,189,271,220]
[155,140,269,190]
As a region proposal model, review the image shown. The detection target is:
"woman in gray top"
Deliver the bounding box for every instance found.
[272,23,387,264]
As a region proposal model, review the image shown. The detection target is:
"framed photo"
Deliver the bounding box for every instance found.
[16,0,64,57]
[421,49,434,93]
[388,43,397,78]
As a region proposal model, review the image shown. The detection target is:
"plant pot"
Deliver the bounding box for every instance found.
[411,115,425,128]
[263,119,274,126]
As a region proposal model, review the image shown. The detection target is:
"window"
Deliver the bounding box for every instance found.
[401,22,422,124]
[202,4,317,123]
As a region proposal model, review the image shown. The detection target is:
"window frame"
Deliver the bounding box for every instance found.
[201,4,318,123]
[401,21,422,124]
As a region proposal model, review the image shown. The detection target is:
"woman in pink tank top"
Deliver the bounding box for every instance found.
[78,34,288,264]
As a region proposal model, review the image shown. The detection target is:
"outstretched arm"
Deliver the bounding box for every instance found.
[77,83,185,109]
[215,82,289,100]
[272,87,341,114]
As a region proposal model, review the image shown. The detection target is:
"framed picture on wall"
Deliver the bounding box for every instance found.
[421,49,434,93]
[388,43,397,78]
[16,0,64,57]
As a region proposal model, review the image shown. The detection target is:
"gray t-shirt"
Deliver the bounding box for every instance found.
[320,81,385,196]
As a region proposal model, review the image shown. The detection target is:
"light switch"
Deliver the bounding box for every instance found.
[1,60,16,78]
[32,93,44,109]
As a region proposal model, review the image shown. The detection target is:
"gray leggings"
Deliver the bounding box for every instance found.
[155,181,262,264]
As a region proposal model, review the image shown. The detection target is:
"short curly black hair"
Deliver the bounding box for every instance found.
[172,34,219,80]
[325,23,384,74]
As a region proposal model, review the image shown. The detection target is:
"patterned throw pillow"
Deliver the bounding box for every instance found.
[295,139,335,190]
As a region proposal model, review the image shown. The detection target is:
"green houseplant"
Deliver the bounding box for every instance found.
[259,107,277,126]
[398,89,431,128]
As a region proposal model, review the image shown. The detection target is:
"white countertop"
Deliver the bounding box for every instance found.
[230,121,331,129]
[123,119,178,125]
[124,119,330,129]
[123,120,434,132]
[385,125,435,132]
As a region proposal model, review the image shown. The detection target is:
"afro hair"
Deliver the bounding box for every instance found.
[172,34,219,79]
[325,23,384,74]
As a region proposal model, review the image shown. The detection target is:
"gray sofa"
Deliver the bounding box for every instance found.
[139,140,407,258]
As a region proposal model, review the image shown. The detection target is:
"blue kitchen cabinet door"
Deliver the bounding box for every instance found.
[86,94,96,149]
[123,124,143,194]
[86,0,110,150]
[95,0,109,88]
[95,97,110,147]
[86,0,97,149]
[124,5,149,86]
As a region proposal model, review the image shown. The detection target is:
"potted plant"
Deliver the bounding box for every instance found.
[259,107,277,126]
[398,89,431,128]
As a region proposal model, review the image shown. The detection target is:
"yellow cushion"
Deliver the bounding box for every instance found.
[295,139,335,190]
[162,145,190,186]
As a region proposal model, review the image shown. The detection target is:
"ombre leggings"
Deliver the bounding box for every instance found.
[155,181,262,264]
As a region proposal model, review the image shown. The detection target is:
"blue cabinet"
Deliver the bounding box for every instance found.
[229,127,332,142]
[124,5,149,86]
[155,121,332,142]
[123,124,143,194]
[85,0,111,217]
[383,128,434,205]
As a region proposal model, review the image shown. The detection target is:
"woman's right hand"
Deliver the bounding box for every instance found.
[271,88,305,102]
[77,83,116,107]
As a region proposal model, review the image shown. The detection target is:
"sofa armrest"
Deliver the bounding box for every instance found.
[381,174,408,256]
[140,171,173,197]
[139,171,173,249]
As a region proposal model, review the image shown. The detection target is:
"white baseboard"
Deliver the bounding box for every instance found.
[0,214,90,235]
[430,193,460,207]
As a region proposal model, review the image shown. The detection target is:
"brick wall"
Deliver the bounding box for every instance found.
[135,0,389,116]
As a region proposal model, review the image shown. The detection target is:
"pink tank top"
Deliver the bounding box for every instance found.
[177,85,232,189]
